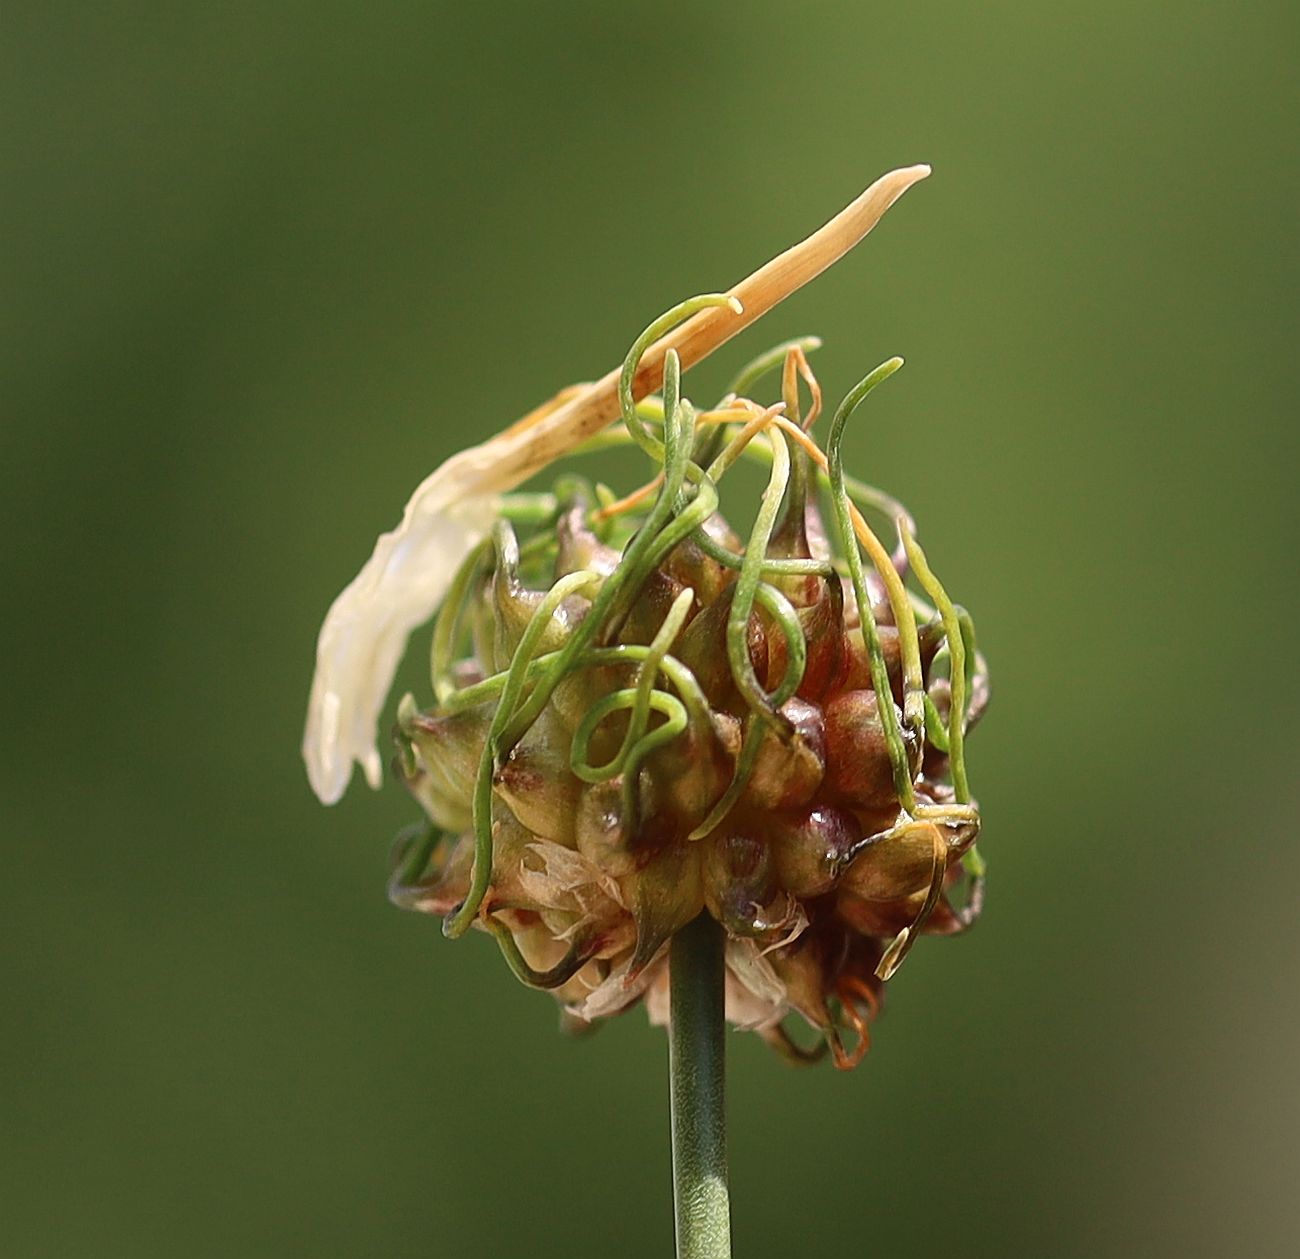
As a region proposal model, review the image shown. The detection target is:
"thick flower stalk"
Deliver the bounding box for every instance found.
[384,299,988,1066]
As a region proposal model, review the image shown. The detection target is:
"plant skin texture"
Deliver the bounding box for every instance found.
[302,162,987,1259]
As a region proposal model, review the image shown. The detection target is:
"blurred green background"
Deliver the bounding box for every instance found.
[4,3,1297,1256]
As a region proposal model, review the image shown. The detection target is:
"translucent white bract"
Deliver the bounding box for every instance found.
[302,464,501,805]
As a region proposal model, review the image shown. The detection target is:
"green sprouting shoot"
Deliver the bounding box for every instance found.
[429,539,490,706]
[901,528,969,803]
[824,359,917,810]
[483,915,596,990]
[422,293,983,941]
[569,587,694,788]
[445,543,602,938]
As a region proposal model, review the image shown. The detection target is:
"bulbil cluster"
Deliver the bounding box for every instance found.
[389,297,987,1067]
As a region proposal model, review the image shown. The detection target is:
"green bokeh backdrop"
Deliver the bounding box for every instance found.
[4,3,1297,1256]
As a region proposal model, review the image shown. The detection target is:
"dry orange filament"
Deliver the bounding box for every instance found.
[593,391,905,626]
[832,976,877,1070]
[781,345,823,431]
[695,403,902,590]
[593,473,665,522]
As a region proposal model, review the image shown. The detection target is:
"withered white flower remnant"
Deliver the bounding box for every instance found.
[303,166,988,1067]
[303,165,930,807]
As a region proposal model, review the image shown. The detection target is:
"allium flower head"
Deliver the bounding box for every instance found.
[382,314,987,1066]
[303,165,987,1067]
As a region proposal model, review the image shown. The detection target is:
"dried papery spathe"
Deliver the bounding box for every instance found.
[304,490,498,804]
[302,165,931,806]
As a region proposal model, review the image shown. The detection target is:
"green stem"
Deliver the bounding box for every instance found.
[669,914,732,1259]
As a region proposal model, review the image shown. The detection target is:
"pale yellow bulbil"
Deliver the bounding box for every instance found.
[303,165,931,805]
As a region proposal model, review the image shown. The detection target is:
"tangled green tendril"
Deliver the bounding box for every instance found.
[421,295,984,952]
